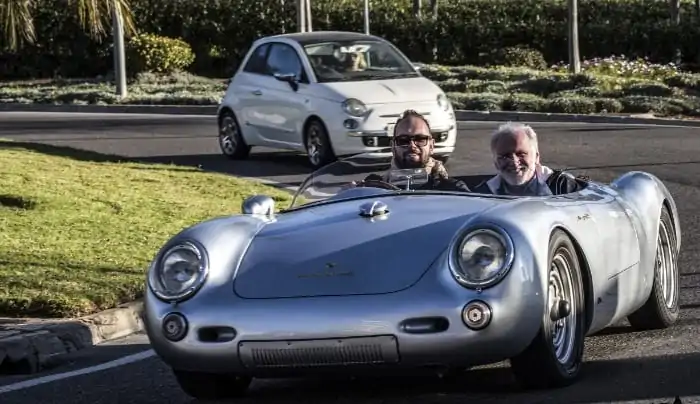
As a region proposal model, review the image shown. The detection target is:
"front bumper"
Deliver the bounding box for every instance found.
[144,256,544,377]
[326,102,458,158]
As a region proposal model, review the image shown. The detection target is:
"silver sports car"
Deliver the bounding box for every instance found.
[143,150,681,400]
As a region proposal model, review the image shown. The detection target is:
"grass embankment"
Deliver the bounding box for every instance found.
[0,142,294,318]
[1,57,699,117]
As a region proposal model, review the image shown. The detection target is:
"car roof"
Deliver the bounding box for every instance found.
[261,31,387,46]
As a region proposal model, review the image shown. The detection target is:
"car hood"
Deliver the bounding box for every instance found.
[320,77,443,104]
[232,194,503,299]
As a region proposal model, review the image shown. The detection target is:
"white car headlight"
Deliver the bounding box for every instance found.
[148,241,209,302]
[437,93,450,111]
[342,98,368,117]
[449,226,514,289]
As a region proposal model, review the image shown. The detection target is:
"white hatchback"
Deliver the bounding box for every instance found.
[216,31,458,169]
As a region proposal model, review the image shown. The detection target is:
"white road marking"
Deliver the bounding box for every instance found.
[0,349,156,395]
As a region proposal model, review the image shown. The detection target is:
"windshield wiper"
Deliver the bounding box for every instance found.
[391,72,420,78]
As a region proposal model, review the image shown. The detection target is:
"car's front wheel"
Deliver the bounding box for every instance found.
[218,110,251,160]
[304,119,336,169]
[173,369,252,400]
[510,229,586,389]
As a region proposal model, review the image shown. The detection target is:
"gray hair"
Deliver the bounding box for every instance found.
[489,122,539,153]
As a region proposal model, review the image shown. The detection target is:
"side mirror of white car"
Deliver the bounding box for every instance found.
[274,72,300,92]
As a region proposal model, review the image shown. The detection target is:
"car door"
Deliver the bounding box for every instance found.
[232,43,272,144]
[258,42,311,147]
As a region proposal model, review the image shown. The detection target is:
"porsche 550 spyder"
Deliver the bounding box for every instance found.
[143,150,681,401]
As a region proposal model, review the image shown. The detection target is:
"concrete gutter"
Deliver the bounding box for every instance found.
[0,300,144,375]
[2,103,700,127]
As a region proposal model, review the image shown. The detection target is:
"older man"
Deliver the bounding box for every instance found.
[473,122,582,196]
[353,109,470,192]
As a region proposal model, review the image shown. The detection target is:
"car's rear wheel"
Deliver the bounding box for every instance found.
[627,205,679,330]
[173,369,252,400]
[510,229,586,389]
[304,119,336,169]
[218,110,251,159]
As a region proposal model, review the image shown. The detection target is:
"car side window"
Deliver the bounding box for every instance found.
[243,44,270,75]
[265,43,305,81]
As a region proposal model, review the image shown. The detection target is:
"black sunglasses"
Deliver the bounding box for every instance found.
[393,135,431,147]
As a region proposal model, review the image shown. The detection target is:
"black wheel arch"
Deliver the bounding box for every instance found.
[217,106,235,126]
[303,115,334,149]
[662,198,680,253]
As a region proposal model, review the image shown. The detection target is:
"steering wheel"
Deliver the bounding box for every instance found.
[356,179,401,191]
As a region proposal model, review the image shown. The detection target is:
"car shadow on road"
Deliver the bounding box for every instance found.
[0,116,212,134]
[0,140,314,184]
[221,352,700,404]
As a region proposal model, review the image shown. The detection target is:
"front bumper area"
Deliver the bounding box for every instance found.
[145,274,543,377]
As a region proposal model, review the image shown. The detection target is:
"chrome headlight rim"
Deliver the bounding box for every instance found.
[341,98,369,117]
[148,240,210,303]
[448,224,515,290]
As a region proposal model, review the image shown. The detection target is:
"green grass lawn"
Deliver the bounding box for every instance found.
[0,141,294,319]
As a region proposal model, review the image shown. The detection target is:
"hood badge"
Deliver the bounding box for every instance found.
[297,264,354,279]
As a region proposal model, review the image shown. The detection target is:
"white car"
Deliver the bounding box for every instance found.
[216,31,458,168]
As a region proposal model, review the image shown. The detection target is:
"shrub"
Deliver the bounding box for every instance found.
[551,55,681,81]
[482,46,548,70]
[5,0,700,79]
[126,34,195,76]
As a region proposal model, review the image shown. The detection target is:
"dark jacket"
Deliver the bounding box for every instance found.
[362,173,471,192]
[472,169,588,196]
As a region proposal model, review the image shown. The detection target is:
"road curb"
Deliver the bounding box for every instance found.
[0,300,144,375]
[2,103,700,127]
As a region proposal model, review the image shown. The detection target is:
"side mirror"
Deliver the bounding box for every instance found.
[273,72,299,91]
[242,195,275,217]
[412,62,424,71]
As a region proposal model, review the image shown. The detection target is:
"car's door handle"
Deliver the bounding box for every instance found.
[251,90,262,96]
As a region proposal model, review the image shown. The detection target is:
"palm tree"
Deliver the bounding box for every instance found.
[0,0,137,52]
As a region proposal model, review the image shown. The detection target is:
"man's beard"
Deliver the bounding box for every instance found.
[501,165,535,186]
[397,152,426,168]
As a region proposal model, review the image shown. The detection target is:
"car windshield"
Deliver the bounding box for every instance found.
[288,149,519,210]
[303,40,420,83]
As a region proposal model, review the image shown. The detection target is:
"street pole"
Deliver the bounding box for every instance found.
[297,0,306,32]
[567,0,581,74]
[305,0,312,32]
[112,6,127,97]
[363,0,370,34]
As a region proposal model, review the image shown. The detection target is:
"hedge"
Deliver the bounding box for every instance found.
[1,0,700,79]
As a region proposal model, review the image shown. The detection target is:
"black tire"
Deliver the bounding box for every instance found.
[173,369,252,400]
[218,110,251,159]
[304,119,336,169]
[627,206,680,330]
[510,229,586,389]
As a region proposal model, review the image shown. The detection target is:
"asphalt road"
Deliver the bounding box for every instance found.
[2,112,700,403]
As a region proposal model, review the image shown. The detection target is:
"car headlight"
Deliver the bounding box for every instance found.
[148,241,209,302]
[437,93,450,111]
[449,226,514,289]
[342,98,368,117]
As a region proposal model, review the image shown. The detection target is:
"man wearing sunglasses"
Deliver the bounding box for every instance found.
[355,110,470,192]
